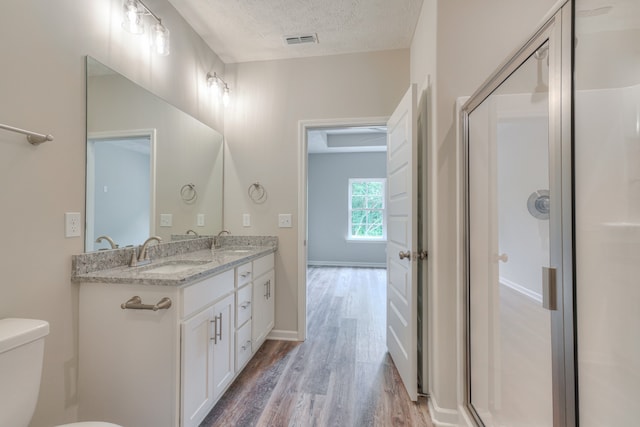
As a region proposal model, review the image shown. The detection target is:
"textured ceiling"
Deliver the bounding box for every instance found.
[167,0,424,63]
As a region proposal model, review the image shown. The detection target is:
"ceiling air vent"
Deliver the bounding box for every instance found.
[284,33,319,45]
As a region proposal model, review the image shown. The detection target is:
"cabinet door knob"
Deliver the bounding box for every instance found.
[399,250,411,260]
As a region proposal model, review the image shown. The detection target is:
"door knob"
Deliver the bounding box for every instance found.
[399,251,411,260]
[497,253,508,263]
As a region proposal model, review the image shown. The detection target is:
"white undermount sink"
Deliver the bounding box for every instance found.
[142,261,208,274]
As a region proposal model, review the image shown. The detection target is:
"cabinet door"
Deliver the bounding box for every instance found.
[181,308,214,427]
[212,293,236,399]
[252,269,274,349]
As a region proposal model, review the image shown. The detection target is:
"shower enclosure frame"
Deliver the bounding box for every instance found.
[459,1,576,426]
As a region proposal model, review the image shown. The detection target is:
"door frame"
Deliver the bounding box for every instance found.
[297,116,389,341]
[459,1,575,426]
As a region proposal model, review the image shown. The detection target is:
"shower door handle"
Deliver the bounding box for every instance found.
[542,267,557,311]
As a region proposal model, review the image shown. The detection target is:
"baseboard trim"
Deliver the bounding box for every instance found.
[307,260,386,268]
[267,329,300,341]
[428,396,459,427]
[499,276,542,303]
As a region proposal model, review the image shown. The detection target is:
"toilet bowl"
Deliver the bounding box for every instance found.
[0,318,123,427]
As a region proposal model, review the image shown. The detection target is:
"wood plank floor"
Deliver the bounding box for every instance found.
[200,266,433,427]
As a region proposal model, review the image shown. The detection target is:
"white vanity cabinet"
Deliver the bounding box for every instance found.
[251,253,275,350]
[181,290,235,427]
[77,254,273,427]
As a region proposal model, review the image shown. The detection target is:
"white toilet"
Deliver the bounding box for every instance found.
[0,318,122,427]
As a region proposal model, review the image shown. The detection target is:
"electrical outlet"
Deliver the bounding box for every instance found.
[65,212,82,237]
[197,214,205,227]
[160,214,173,227]
[278,214,292,228]
[243,214,251,227]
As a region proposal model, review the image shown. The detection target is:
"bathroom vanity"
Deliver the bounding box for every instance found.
[72,237,276,427]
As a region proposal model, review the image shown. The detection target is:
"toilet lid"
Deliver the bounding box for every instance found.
[56,423,122,427]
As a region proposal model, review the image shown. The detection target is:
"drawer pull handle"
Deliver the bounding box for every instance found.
[240,272,251,278]
[121,296,172,311]
[240,301,251,309]
[241,340,252,351]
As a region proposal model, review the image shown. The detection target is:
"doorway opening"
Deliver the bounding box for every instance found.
[297,118,388,342]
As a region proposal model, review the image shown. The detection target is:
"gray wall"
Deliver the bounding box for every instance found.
[308,152,386,267]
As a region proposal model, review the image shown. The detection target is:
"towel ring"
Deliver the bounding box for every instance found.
[180,183,198,203]
[248,182,267,204]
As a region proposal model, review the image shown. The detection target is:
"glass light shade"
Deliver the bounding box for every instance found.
[207,73,220,98]
[122,0,144,34]
[222,85,230,106]
[150,23,170,56]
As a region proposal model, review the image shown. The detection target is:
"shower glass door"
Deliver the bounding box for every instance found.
[463,4,575,425]
[467,40,553,427]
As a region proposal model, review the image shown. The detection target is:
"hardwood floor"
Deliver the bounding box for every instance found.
[200,266,433,427]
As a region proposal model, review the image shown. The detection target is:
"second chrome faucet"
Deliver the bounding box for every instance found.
[130,236,162,267]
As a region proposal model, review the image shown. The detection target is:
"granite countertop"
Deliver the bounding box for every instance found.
[71,236,277,287]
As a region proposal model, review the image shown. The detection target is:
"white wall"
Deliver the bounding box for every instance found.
[409,0,559,423]
[574,2,640,418]
[223,50,409,338]
[0,1,223,425]
[308,152,387,267]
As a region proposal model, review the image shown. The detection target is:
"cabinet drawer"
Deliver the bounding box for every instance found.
[236,262,252,288]
[236,320,252,370]
[182,269,234,318]
[253,253,274,278]
[236,284,252,327]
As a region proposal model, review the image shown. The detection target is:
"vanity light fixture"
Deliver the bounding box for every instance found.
[121,0,170,56]
[206,72,231,107]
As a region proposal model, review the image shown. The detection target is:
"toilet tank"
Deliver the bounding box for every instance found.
[0,318,50,427]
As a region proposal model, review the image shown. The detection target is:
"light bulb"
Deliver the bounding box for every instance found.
[150,23,170,56]
[222,85,230,107]
[122,0,144,34]
[207,73,221,99]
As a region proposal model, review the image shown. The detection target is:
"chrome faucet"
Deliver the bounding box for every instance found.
[130,236,162,267]
[186,229,199,237]
[95,235,118,249]
[214,230,230,249]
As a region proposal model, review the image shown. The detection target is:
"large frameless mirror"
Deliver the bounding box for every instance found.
[85,57,223,251]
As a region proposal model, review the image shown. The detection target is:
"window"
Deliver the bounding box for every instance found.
[348,178,386,240]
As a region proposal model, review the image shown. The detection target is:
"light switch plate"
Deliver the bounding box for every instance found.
[160,214,173,227]
[197,214,205,227]
[243,213,251,227]
[278,214,292,228]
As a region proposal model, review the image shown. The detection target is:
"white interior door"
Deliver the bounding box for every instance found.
[386,84,418,401]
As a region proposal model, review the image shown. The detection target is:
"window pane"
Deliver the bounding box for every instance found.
[369,210,383,223]
[351,182,367,195]
[367,196,383,209]
[349,179,386,239]
[352,195,365,209]
[368,182,384,196]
